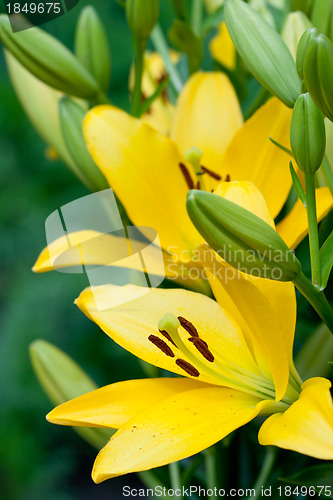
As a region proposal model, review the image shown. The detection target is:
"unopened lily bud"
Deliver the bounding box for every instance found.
[296,27,319,80]
[126,0,159,41]
[311,0,333,41]
[282,12,313,61]
[59,97,109,192]
[0,15,100,99]
[224,0,301,108]
[75,6,111,94]
[290,93,326,173]
[186,190,301,281]
[303,32,333,121]
[249,0,275,26]
[30,340,113,449]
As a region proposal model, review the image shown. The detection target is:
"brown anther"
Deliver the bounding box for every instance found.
[176,358,200,377]
[159,329,178,348]
[148,335,175,357]
[178,316,199,337]
[201,165,222,181]
[188,337,214,363]
[179,162,195,190]
[196,180,201,190]
[225,174,231,182]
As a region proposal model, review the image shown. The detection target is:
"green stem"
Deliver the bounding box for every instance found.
[304,172,321,287]
[203,446,219,497]
[151,24,183,97]
[293,272,333,333]
[191,0,203,36]
[321,155,333,196]
[251,447,277,499]
[169,462,183,497]
[131,37,146,117]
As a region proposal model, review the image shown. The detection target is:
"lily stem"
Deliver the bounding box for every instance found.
[251,447,277,499]
[304,172,321,288]
[293,272,333,334]
[203,446,219,498]
[191,0,203,36]
[169,462,183,498]
[151,24,183,97]
[321,155,333,197]
[131,37,146,117]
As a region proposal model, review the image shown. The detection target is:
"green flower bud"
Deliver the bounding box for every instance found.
[126,0,159,41]
[290,93,326,173]
[186,190,302,282]
[224,0,301,108]
[75,6,111,94]
[311,0,333,41]
[282,11,313,61]
[0,15,100,99]
[30,340,114,449]
[59,97,109,192]
[296,27,319,80]
[303,32,333,121]
[249,0,275,27]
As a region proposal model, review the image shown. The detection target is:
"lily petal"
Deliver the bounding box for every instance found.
[259,377,333,459]
[92,386,263,481]
[47,377,205,429]
[210,22,236,70]
[75,285,261,386]
[170,72,243,185]
[83,106,201,257]
[277,188,333,250]
[221,98,292,218]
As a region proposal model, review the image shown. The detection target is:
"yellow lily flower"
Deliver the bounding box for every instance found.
[33,72,332,288]
[47,182,333,482]
[210,21,236,70]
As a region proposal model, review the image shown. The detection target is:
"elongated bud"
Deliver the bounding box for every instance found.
[282,12,313,61]
[303,32,333,121]
[186,190,302,281]
[290,93,326,173]
[224,0,301,107]
[296,28,319,80]
[0,15,100,99]
[126,0,159,41]
[75,6,111,94]
[30,340,113,449]
[311,0,333,41]
[59,97,109,192]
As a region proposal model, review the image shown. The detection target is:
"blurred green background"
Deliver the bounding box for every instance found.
[0,1,174,498]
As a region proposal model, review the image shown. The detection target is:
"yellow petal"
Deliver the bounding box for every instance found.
[83,106,201,257]
[200,247,290,401]
[210,22,236,70]
[170,72,243,186]
[259,377,333,459]
[277,188,333,250]
[92,386,262,481]
[47,377,204,429]
[75,285,261,386]
[221,98,292,218]
[212,181,297,362]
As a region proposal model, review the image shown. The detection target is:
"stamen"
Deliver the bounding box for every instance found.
[225,174,231,182]
[189,337,214,362]
[148,335,175,357]
[178,316,199,337]
[159,329,178,348]
[179,162,194,190]
[201,165,222,181]
[176,358,200,377]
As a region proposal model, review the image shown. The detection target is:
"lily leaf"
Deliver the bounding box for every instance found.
[280,464,333,496]
[320,229,333,289]
[201,6,225,35]
[289,160,306,206]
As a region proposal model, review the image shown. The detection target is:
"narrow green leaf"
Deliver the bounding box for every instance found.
[289,160,306,205]
[201,6,224,34]
[140,76,169,115]
[269,136,293,156]
[280,464,333,495]
[320,229,333,289]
